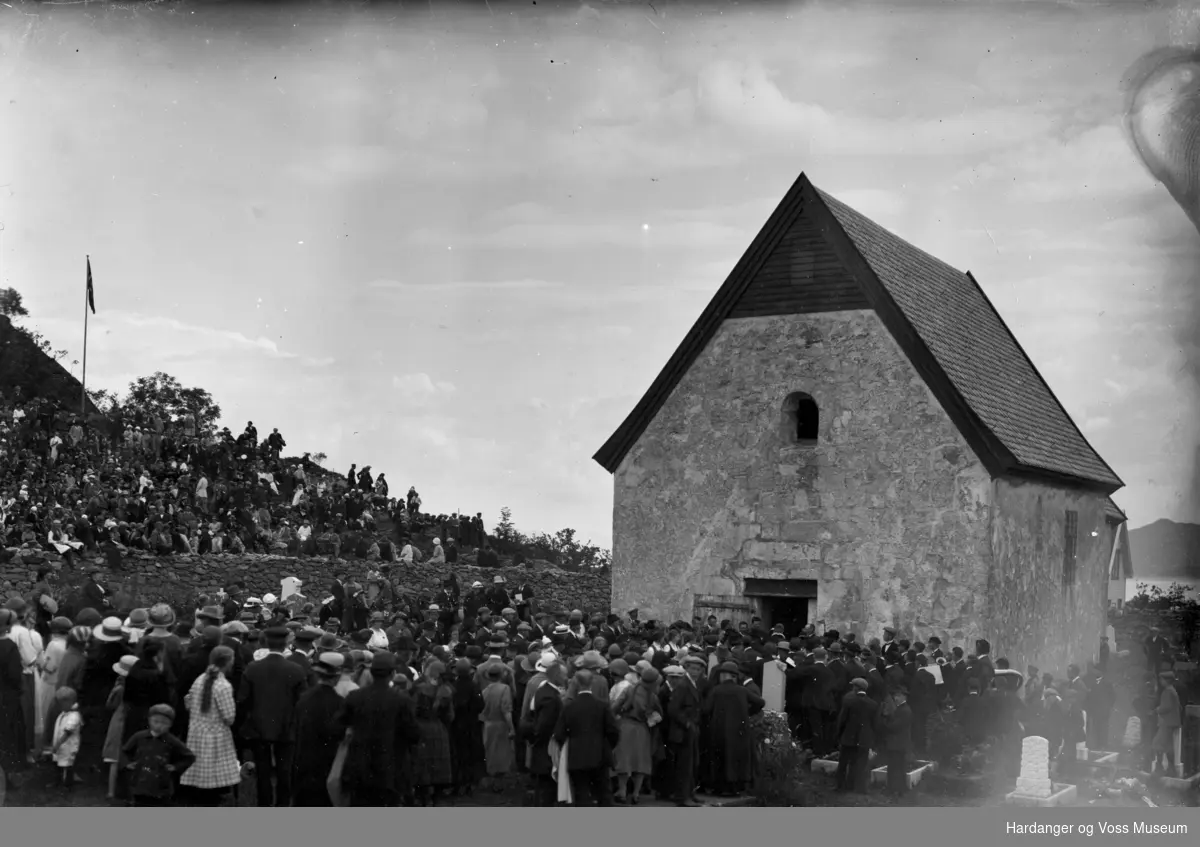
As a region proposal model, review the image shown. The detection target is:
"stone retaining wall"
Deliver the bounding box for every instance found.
[1,548,612,616]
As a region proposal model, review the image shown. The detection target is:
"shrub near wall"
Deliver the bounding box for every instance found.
[0,549,613,616]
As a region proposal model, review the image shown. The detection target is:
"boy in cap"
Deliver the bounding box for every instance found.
[122,704,195,806]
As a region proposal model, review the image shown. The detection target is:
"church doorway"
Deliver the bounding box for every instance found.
[743,578,817,639]
[758,596,810,638]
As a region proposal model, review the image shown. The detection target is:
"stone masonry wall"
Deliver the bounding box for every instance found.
[1,550,612,616]
[612,311,994,643]
[988,478,1111,675]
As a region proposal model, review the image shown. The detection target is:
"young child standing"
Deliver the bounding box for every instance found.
[50,687,83,793]
[121,704,195,807]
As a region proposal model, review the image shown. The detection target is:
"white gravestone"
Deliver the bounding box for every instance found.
[1014,736,1053,798]
[761,660,785,713]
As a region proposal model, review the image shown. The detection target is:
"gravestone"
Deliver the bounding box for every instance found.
[762,659,785,712]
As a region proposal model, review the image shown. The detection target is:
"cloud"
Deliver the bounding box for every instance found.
[391,372,457,401]
[286,144,400,186]
[697,58,1055,156]
[407,219,748,251]
[367,279,564,292]
[960,124,1156,203]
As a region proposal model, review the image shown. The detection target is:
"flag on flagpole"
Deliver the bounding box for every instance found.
[86,257,96,314]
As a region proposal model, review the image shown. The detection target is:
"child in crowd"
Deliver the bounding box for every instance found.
[49,687,83,793]
[121,704,196,807]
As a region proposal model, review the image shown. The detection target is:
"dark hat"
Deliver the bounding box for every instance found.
[263,625,290,640]
[148,704,176,722]
[316,632,342,651]
[74,608,104,628]
[197,605,224,622]
[371,652,397,672]
[295,627,322,643]
[464,645,484,660]
[827,642,843,654]
[717,661,740,675]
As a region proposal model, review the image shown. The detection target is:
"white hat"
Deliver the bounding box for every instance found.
[429,604,440,612]
[472,581,483,588]
[263,594,277,604]
[535,651,559,673]
[433,537,440,546]
[245,597,262,606]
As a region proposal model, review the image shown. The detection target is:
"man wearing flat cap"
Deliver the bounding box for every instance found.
[835,678,877,794]
[237,625,307,807]
[665,654,706,806]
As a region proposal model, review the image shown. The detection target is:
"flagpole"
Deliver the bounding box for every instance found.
[81,255,89,418]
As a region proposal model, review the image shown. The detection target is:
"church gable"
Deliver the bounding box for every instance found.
[728,198,869,319]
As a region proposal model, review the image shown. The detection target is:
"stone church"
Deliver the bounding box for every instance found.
[593,173,1125,675]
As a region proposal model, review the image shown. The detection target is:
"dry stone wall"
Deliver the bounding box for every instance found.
[1,547,612,616]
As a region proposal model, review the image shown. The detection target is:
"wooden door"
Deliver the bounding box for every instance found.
[693,594,756,629]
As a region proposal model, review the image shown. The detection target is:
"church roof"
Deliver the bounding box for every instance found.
[592,173,1123,493]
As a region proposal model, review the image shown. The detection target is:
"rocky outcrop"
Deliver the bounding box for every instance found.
[1,546,612,616]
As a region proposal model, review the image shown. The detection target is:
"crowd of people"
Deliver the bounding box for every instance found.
[1,388,1196,808]
[3,557,1195,807]
[0,389,497,570]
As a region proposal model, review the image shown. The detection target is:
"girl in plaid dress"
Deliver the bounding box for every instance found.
[179,646,241,806]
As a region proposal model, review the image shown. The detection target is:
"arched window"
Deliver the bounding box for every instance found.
[781,392,819,445]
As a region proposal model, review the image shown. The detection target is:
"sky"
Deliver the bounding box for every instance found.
[2,0,1200,549]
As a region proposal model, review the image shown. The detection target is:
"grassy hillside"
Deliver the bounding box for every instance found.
[1128,518,1200,580]
[0,314,98,414]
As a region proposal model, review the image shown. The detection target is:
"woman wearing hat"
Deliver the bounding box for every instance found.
[37,617,73,747]
[102,655,139,801]
[411,661,455,806]
[448,658,485,797]
[480,661,515,788]
[611,665,664,804]
[77,617,130,773]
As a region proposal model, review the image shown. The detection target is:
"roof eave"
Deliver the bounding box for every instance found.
[1000,464,1123,498]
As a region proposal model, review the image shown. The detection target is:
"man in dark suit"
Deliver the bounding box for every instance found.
[666,656,705,806]
[78,567,110,616]
[523,659,566,807]
[336,652,420,807]
[553,668,619,806]
[798,647,835,756]
[292,653,351,806]
[835,678,878,793]
[1085,668,1117,750]
[237,626,308,807]
[879,683,914,797]
[287,627,320,689]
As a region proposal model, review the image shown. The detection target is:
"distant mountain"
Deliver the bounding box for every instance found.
[1128,519,1200,580]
